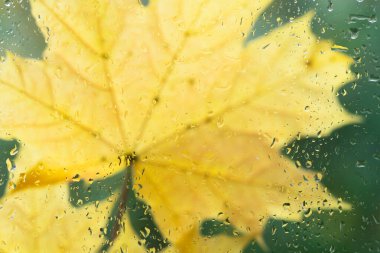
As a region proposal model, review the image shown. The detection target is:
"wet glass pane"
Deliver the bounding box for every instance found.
[0,0,379,252]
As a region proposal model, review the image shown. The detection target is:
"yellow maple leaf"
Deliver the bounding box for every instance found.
[0,0,360,251]
[0,184,145,253]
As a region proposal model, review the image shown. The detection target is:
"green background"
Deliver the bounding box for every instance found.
[0,0,379,252]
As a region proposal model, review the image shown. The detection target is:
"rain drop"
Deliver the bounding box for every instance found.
[216,117,224,128]
[304,208,313,218]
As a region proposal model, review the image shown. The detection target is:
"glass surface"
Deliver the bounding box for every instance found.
[0,0,379,252]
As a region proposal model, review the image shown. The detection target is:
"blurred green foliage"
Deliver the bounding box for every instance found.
[0,0,379,252]
[0,0,45,58]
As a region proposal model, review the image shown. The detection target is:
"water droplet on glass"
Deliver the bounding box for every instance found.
[4,0,12,7]
[216,117,224,128]
[272,226,277,235]
[304,208,312,218]
[8,182,16,190]
[10,145,18,156]
[140,227,151,238]
[6,158,13,172]
[373,152,380,160]
[72,174,81,182]
[349,28,359,39]
[283,202,291,210]
[331,44,348,52]
[314,172,323,182]
[270,138,277,148]
[349,14,377,24]
[356,160,366,168]
[327,1,333,12]
[368,75,380,82]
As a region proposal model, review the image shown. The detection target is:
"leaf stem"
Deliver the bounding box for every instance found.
[98,162,134,253]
